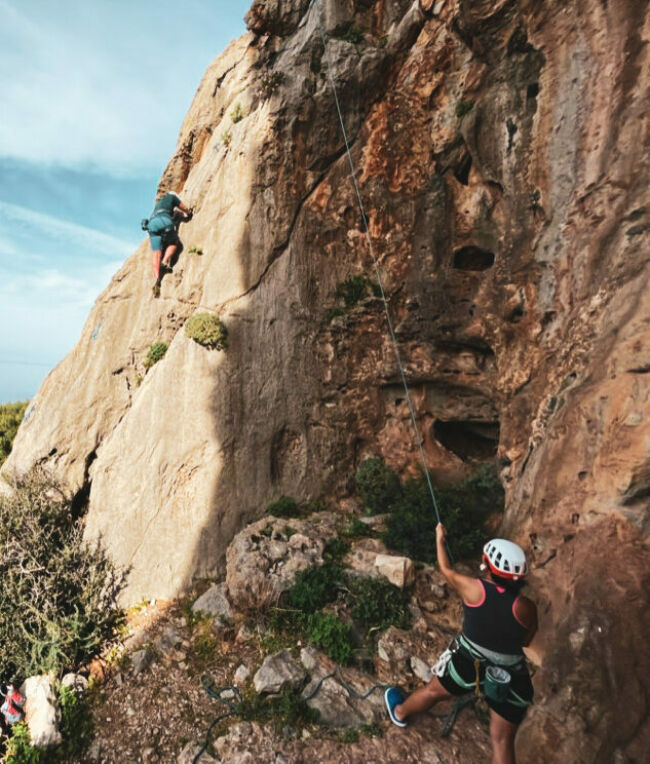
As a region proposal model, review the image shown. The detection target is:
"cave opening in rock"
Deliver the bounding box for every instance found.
[454,151,473,185]
[434,420,499,461]
[452,246,495,271]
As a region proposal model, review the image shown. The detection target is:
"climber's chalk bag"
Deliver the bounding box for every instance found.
[484,665,511,703]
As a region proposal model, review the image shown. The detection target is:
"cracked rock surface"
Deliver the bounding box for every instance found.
[4,0,649,758]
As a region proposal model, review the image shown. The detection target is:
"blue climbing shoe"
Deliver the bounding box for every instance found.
[384,687,407,727]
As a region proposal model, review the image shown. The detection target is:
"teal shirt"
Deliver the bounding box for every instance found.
[151,192,181,218]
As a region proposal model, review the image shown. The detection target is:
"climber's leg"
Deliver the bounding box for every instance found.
[489,710,517,764]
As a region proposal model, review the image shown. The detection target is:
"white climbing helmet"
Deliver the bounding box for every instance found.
[483,539,527,580]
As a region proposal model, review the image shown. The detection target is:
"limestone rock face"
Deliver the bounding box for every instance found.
[3,0,650,757]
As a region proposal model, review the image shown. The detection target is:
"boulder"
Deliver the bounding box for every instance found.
[178,742,218,763]
[192,582,233,621]
[20,675,62,748]
[377,627,411,664]
[374,554,415,588]
[253,650,307,694]
[60,673,88,693]
[234,664,251,684]
[226,514,339,611]
[131,648,155,675]
[410,655,433,683]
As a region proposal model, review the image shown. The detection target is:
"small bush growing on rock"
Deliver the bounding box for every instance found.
[355,457,402,514]
[230,102,245,123]
[188,245,203,256]
[456,99,475,118]
[347,576,411,632]
[57,685,94,758]
[341,516,371,539]
[288,564,345,613]
[383,464,499,563]
[304,612,353,665]
[239,686,319,730]
[0,401,28,467]
[259,71,284,98]
[0,471,125,682]
[144,341,168,370]
[267,496,300,518]
[335,274,379,308]
[185,313,228,350]
[341,24,364,45]
[221,129,232,148]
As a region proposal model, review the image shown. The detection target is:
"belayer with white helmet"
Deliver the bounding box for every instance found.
[385,524,537,764]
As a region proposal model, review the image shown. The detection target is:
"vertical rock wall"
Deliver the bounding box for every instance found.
[3,1,649,758]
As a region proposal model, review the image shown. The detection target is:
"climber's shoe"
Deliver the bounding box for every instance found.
[161,262,173,274]
[384,687,407,727]
[152,283,161,299]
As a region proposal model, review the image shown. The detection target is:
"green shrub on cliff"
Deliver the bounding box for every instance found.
[0,471,125,682]
[355,457,402,514]
[185,313,228,350]
[0,401,28,467]
[383,464,501,563]
[144,341,168,370]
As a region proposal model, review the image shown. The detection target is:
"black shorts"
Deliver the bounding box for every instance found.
[438,648,534,725]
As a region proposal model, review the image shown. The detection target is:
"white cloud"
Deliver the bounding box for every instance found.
[0,201,137,260]
[0,0,249,170]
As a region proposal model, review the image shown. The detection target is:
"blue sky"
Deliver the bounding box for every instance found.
[0,0,250,402]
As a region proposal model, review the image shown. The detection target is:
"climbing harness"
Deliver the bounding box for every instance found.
[444,635,532,709]
[310,0,446,536]
[193,669,478,762]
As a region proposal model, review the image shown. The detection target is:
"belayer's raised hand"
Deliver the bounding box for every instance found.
[436,522,447,544]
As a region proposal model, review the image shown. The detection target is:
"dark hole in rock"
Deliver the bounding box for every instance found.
[508,305,525,323]
[454,152,473,185]
[506,119,518,153]
[433,420,499,461]
[527,82,539,100]
[453,246,495,271]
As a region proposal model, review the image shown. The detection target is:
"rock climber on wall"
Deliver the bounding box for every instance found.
[385,524,538,764]
[142,190,193,298]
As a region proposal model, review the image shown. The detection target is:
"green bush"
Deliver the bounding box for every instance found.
[221,129,232,148]
[383,464,501,563]
[267,496,300,518]
[304,612,353,665]
[341,25,364,45]
[0,471,125,682]
[143,341,168,370]
[185,313,228,350]
[456,99,475,118]
[57,685,94,758]
[335,274,379,308]
[239,687,319,730]
[259,71,284,98]
[0,402,28,467]
[341,516,371,539]
[230,103,245,123]
[355,458,402,515]
[347,576,411,631]
[288,564,345,614]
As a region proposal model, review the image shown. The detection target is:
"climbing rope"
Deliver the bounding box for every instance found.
[310,0,444,529]
[193,670,476,762]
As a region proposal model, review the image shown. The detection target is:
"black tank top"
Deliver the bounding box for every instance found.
[462,579,528,655]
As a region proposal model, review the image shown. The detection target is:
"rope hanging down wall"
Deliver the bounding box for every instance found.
[311,0,444,527]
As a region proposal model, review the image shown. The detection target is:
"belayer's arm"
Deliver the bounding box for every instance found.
[436,523,483,605]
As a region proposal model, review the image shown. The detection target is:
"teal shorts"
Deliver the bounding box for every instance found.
[148,214,178,252]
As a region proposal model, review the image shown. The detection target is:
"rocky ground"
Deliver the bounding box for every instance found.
[71,511,496,763]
